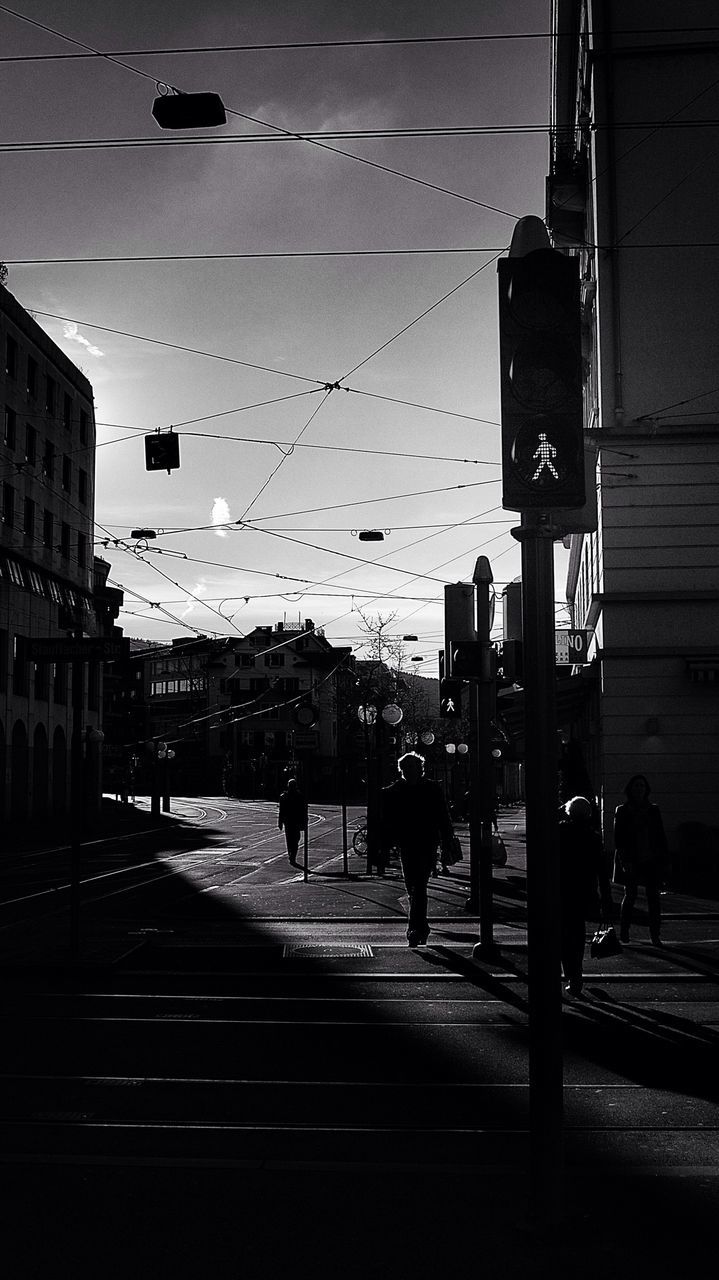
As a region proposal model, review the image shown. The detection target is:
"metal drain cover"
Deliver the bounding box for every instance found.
[283,943,373,959]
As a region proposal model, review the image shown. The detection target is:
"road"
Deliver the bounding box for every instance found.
[1,799,718,1277]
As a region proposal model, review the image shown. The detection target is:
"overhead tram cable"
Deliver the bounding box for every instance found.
[0,5,518,219]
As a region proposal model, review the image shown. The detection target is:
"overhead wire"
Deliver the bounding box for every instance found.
[341,253,504,380]
[5,27,719,60]
[26,310,327,385]
[0,4,519,219]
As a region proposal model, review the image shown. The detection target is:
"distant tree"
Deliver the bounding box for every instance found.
[0,262,8,286]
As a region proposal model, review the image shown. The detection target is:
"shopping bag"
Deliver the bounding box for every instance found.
[444,836,464,865]
[491,833,508,867]
[590,925,622,958]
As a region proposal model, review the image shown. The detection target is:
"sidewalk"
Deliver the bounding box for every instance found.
[5,800,719,972]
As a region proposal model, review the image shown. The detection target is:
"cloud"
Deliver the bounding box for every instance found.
[211,497,231,537]
[180,580,206,618]
[63,321,104,358]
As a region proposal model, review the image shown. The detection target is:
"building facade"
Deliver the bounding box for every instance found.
[549,1,719,878]
[136,622,355,801]
[217,621,354,801]
[1,283,107,824]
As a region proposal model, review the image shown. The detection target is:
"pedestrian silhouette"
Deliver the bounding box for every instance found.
[613,774,669,946]
[278,777,307,867]
[559,795,613,996]
[381,752,454,947]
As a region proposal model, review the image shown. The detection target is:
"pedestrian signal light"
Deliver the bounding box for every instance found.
[495,639,523,685]
[439,678,463,719]
[145,432,180,473]
[498,225,584,511]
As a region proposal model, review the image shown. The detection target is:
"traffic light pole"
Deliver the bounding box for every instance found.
[515,512,563,1225]
[472,558,499,957]
[69,646,85,961]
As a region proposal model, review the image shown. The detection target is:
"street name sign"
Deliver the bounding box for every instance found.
[555,629,589,666]
[27,637,128,662]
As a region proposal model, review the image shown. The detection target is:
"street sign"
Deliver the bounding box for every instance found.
[27,637,129,662]
[555,629,589,666]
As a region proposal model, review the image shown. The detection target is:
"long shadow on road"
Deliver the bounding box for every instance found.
[1,811,717,1278]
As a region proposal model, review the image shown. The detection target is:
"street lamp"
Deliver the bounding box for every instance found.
[152,87,227,129]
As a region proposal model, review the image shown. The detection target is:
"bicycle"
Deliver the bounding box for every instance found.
[352,823,368,856]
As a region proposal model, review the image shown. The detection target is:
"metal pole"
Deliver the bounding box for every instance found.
[516,513,563,1226]
[467,685,481,913]
[474,558,500,959]
[303,820,309,883]
[341,764,349,877]
[69,650,84,961]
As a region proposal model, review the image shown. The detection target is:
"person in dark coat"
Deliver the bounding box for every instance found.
[278,777,307,867]
[381,752,455,947]
[559,795,613,996]
[613,774,668,946]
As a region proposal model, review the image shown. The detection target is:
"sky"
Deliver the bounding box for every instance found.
[1,0,570,670]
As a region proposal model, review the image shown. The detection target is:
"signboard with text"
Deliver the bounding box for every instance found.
[26,637,129,663]
[555,630,589,666]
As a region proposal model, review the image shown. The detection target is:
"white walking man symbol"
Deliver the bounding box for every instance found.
[444,697,456,713]
[532,431,559,481]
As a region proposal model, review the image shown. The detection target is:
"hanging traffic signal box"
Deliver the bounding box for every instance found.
[145,433,180,473]
[498,247,584,510]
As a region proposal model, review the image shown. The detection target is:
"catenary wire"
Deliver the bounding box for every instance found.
[0,5,518,220]
[5,27,719,60]
[26,310,327,385]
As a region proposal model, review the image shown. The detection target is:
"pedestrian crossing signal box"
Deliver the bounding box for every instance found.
[439,678,463,719]
[145,433,180,473]
[498,245,584,511]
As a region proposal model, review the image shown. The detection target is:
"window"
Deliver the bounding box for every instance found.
[47,579,62,604]
[3,406,16,449]
[2,482,15,527]
[0,629,7,692]
[26,355,37,398]
[43,509,53,547]
[53,661,67,704]
[27,568,44,595]
[12,635,28,695]
[62,455,71,492]
[5,334,17,378]
[77,532,86,569]
[60,522,70,559]
[88,663,99,711]
[63,392,72,430]
[79,408,88,444]
[34,661,49,701]
[6,559,24,587]
[42,440,54,480]
[78,468,87,504]
[235,653,254,667]
[23,496,34,538]
[46,375,56,416]
[25,424,36,465]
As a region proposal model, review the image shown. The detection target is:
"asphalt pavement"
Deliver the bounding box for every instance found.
[2,800,719,1278]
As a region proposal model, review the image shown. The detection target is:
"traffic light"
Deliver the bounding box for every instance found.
[444,582,475,678]
[452,641,496,681]
[498,226,584,511]
[495,639,523,685]
[145,432,180,473]
[439,678,463,719]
